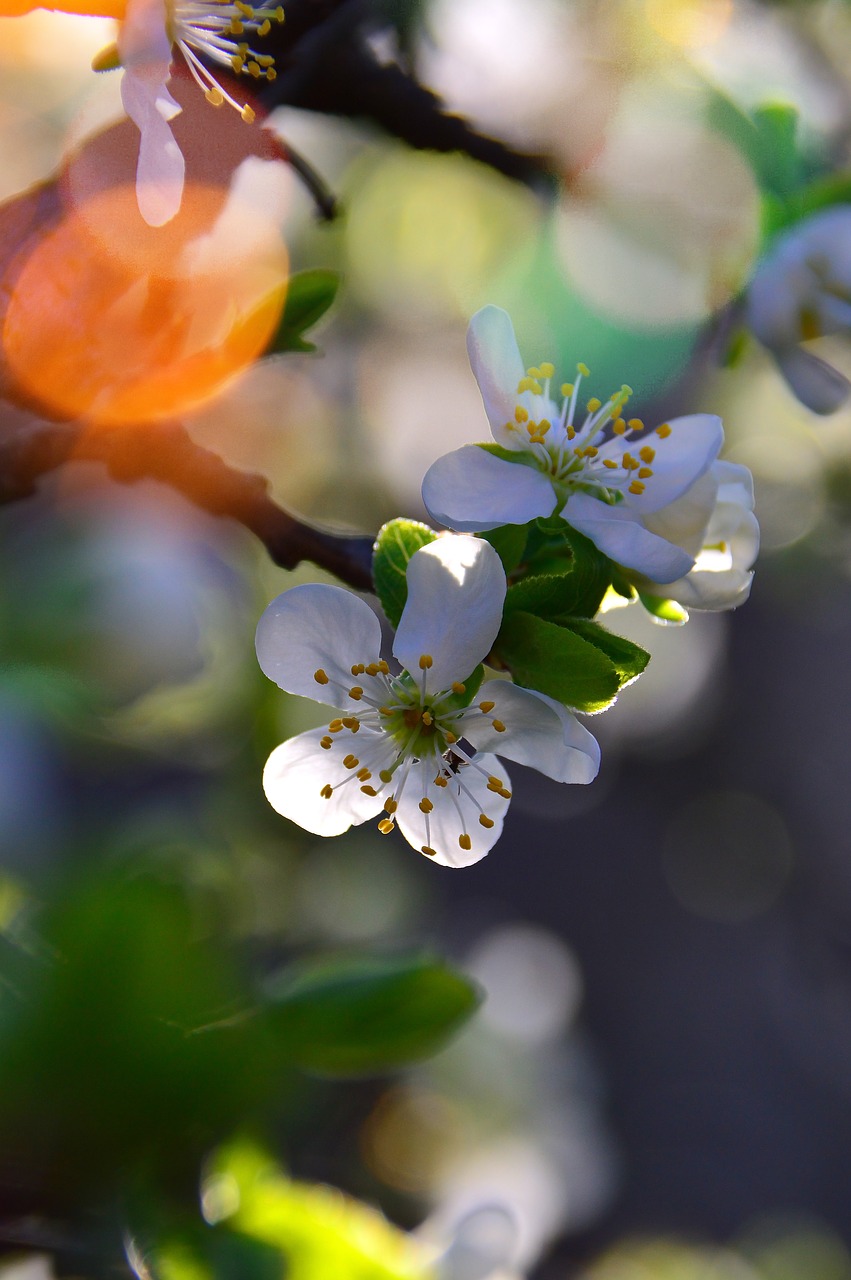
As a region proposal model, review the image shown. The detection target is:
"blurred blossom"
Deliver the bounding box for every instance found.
[746,208,851,416]
[729,429,824,552]
[662,790,794,923]
[583,1238,760,1279]
[425,1205,520,1280]
[465,924,583,1045]
[557,114,760,327]
[1,75,291,425]
[644,0,733,51]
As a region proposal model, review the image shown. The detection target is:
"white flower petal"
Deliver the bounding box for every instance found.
[263,729,387,836]
[618,414,723,515]
[256,583,382,708]
[395,752,509,868]
[467,306,527,443]
[120,67,186,227]
[393,536,506,695]
[775,346,851,415]
[641,468,718,559]
[422,445,557,532]
[563,492,695,583]
[462,682,600,784]
[713,460,754,509]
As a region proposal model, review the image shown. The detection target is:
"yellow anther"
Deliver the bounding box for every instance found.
[314,669,329,685]
[266,66,277,80]
[459,834,472,851]
[422,711,433,726]
[241,105,256,124]
[385,798,398,814]
[479,815,495,829]
[587,397,602,412]
[343,754,359,770]
[231,54,245,72]
[452,682,466,695]
[378,706,393,717]
[257,17,271,34]
[584,446,598,458]
[351,663,364,675]
[378,660,390,674]
[622,384,634,396]
[539,362,555,378]
[320,737,333,750]
[639,445,656,463]
[638,467,653,479]
[205,87,225,106]
[256,53,274,65]
[498,787,512,799]
[492,719,506,733]
[248,60,262,77]
[434,775,448,788]
[603,458,618,470]
[361,785,378,796]
[349,687,363,700]
[379,769,394,784]
[422,846,437,857]
[577,362,590,377]
[517,377,542,395]
[656,423,672,438]
[418,654,433,670]
[487,776,503,790]
[479,700,495,713]
[613,419,627,435]
[561,383,574,397]
[320,784,333,799]
[378,819,395,835]
[419,798,434,814]
[628,481,646,495]
[515,406,529,423]
[328,719,343,732]
[622,453,639,470]
[445,731,458,744]
[566,425,576,440]
[229,18,244,33]
[365,663,380,676]
[357,768,372,782]
[342,717,360,731]
[627,418,644,431]
[275,4,284,17]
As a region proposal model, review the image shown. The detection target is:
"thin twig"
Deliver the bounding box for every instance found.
[0,417,376,592]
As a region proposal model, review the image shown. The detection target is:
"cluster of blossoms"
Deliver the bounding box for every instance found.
[256,307,760,866]
[3,0,285,225]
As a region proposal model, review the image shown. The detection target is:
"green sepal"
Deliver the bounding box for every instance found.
[481,524,528,573]
[556,617,650,684]
[268,269,340,354]
[263,953,481,1076]
[494,610,621,713]
[478,441,524,464]
[372,518,438,628]
[638,593,689,626]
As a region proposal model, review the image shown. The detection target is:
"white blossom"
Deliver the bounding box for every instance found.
[746,206,851,415]
[422,306,726,586]
[115,0,283,225]
[256,536,600,868]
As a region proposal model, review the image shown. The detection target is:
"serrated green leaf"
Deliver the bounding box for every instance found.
[494,610,620,713]
[268,269,340,355]
[557,618,650,684]
[514,525,613,618]
[372,519,437,627]
[481,524,528,573]
[639,593,689,625]
[264,954,481,1076]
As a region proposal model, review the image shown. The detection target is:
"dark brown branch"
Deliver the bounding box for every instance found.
[0,417,375,591]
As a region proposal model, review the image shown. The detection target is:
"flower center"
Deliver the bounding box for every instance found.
[170,0,285,123]
[311,656,511,858]
[502,360,675,506]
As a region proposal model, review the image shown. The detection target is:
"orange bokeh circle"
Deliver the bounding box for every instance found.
[2,180,289,426]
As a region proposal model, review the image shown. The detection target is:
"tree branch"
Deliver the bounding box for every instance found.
[0,417,376,591]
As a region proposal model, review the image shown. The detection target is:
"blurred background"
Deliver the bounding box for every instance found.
[2,1,851,1277]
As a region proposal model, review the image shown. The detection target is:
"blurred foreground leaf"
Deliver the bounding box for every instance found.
[264,953,480,1076]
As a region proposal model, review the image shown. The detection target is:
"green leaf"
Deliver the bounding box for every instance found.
[638,593,689,625]
[511,525,613,619]
[752,102,803,198]
[372,518,437,627]
[557,618,650,684]
[268,269,340,354]
[481,524,528,573]
[494,610,620,713]
[264,953,481,1076]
